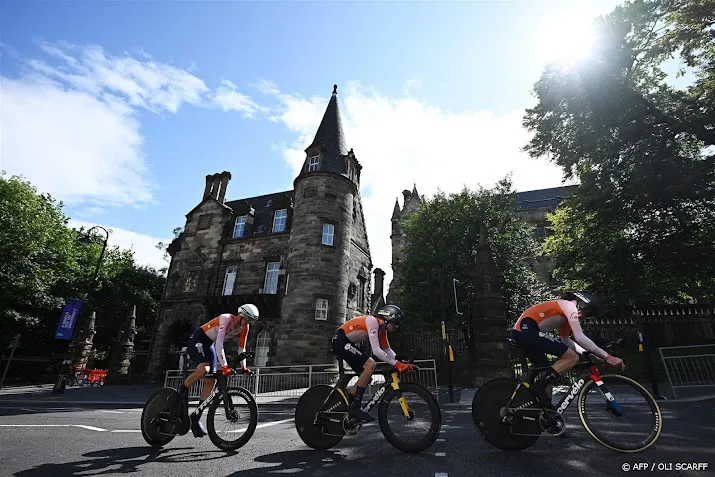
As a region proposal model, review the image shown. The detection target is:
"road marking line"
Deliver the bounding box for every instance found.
[100,410,124,414]
[0,424,107,431]
[0,425,72,427]
[435,452,446,456]
[436,473,449,477]
[227,418,294,433]
[75,425,108,431]
[437,438,445,442]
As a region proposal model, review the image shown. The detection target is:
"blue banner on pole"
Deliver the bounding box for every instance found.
[55,298,83,340]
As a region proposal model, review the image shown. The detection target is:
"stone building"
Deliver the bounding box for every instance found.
[385,184,576,303]
[145,85,376,380]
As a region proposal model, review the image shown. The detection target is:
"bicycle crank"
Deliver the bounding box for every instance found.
[342,416,362,436]
[539,409,565,436]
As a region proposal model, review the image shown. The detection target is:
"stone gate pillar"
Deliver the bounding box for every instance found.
[470,227,513,386]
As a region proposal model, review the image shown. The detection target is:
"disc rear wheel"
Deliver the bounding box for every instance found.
[295,385,347,450]
[141,387,181,447]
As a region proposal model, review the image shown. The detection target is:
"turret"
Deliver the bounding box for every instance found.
[270,85,365,365]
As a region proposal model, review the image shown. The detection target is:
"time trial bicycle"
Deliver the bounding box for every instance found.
[472,338,662,453]
[295,349,442,453]
[141,350,258,452]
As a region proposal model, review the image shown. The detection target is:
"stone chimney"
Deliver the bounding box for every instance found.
[203,174,217,200]
[373,268,385,298]
[217,171,231,203]
[402,189,411,204]
[203,172,232,202]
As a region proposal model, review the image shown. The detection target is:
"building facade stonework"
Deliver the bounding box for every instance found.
[145,85,376,380]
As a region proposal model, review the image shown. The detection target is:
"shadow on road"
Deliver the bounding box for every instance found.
[228,449,348,476]
[14,446,237,476]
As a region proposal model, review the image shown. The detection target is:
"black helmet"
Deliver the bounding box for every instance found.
[376,304,404,325]
[560,290,599,317]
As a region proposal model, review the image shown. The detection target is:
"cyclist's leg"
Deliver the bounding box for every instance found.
[331,329,374,421]
[512,319,577,407]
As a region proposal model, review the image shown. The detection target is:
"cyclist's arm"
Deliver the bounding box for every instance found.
[561,336,587,355]
[237,324,249,369]
[214,314,231,368]
[366,316,397,366]
[558,300,609,359]
[379,331,397,361]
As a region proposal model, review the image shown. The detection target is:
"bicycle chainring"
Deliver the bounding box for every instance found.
[342,415,361,435]
[539,409,565,436]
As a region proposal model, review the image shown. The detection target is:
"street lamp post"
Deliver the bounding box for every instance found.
[80,226,111,294]
[54,226,111,392]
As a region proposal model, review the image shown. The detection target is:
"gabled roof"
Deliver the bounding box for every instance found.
[185,195,233,218]
[514,185,576,211]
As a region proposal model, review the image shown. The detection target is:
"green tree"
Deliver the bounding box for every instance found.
[0,173,78,338]
[392,177,551,334]
[523,0,715,308]
[0,172,166,357]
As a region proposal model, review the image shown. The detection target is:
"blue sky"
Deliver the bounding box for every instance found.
[2,0,634,287]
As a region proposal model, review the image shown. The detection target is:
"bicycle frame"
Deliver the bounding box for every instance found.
[507,354,622,417]
[179,350,254,420]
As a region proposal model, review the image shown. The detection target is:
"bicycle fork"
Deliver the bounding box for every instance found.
[391,372,412,419]
[587,366,623,417]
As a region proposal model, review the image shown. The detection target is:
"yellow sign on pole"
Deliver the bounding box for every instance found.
[441,321,446,340]
[448,344,454,362]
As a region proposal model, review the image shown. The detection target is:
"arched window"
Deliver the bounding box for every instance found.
[255,330,271,367]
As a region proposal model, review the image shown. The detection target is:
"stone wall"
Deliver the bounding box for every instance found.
[269,173,356,366]
[346,189,373,318]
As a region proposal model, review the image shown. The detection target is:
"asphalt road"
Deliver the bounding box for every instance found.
[0,398,713,477]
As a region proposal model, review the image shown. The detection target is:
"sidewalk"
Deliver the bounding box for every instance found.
[0,383,300,407]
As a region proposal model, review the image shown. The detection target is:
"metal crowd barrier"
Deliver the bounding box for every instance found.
[164,359,439,401]
[658,344,715,398]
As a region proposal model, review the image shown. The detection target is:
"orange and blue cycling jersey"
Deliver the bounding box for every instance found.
[200,314,249,369]
[514,299,609,359]
[339,315,397,366]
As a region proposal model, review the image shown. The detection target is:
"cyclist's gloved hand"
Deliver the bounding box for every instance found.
[395,361,417,374]
[221,366,233,377]
[241,367,253,376]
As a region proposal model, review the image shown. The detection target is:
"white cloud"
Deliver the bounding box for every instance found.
[69,219,172,273]
[265,82,572,292]
[0,41,267,211]
[212,79,268,117]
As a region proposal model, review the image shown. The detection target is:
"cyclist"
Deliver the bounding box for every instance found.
[178,304,259,437]
[331,304,417,422]
[511,291,625,409]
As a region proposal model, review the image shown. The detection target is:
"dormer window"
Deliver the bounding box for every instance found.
[273,209,287,233]
[308,155,319,172]
[233,216,247,238]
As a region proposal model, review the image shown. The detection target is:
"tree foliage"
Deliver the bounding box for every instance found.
[523,0,715,308]
[0,172,166,354]
[392,177,551,332]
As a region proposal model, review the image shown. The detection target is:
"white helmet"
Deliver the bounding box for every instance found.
[237,304,259,322]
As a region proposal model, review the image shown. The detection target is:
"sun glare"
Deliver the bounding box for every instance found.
[537,11,599,65]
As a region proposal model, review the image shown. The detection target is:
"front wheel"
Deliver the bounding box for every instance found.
[378,383,442,453]
[578,374,663,453]
[471,378,541,451]
[141,387,181,447]
[206,386,258,451]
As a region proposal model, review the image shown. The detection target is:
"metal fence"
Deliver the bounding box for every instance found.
[659,344,715,398]
[164,359,439,401]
